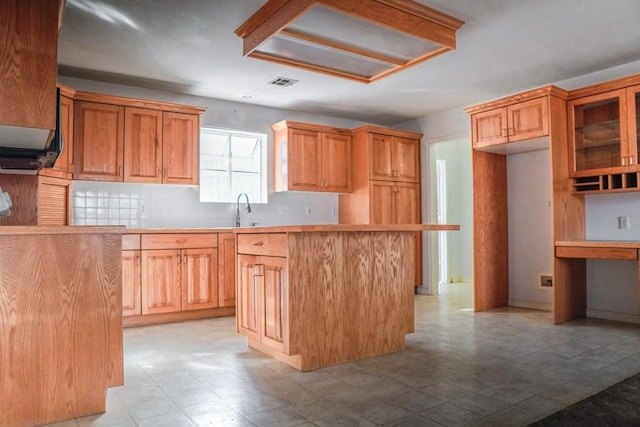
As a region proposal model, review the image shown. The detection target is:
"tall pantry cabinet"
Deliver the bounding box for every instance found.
[339,126,423,285]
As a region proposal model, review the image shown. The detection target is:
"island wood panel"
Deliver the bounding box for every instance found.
[0,231,122,426]
[287,231,414,371]
[549,93,587,324]
[472,150,509,311]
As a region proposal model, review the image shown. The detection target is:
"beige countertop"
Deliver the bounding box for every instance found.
[555,240,640,248]
[120,224,460,235]
[0,226,125,235]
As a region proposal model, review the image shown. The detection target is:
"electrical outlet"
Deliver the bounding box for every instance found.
[278,207,287,216]
[539,274,552,289]
[305,207,311,215]
[618,216,630,229]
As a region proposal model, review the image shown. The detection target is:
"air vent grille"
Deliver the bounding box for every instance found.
[267,77,299,87]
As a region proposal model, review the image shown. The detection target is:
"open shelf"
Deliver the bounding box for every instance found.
[573,172,640,194]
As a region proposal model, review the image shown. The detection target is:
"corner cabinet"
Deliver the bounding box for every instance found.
[73,91,204,185]
[338,126,423,285]
[272,120,352,193]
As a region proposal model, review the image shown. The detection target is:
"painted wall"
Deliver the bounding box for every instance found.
[397,108,473,293]
[507,149,553,310]
[60,76,369,228]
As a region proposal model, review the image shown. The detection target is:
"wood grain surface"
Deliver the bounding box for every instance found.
[0,231,122,426]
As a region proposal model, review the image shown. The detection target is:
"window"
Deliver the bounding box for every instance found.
[199,127,267,203]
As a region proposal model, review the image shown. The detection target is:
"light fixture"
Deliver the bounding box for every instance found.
[235,0,464,83]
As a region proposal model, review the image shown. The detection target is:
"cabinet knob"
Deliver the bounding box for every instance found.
[253,241,264,246]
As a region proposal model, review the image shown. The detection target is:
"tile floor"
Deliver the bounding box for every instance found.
[47,284,640,427]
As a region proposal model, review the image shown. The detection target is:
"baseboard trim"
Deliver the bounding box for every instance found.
[586,308,640,324]
[508,299,552,312]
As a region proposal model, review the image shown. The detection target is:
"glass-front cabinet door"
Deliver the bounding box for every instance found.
[628,84,640,168]
[568,88,630,177]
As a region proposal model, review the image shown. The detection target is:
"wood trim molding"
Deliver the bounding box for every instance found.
[73,90,206,114]
[271,120,351,134]
[567,73,640,100]
[464,85,568,114]
[351,125,423,140]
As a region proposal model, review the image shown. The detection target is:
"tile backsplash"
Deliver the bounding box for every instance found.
[71,181,338,228]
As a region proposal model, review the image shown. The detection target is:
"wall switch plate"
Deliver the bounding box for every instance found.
[618,216,630,229]
[539,274,552,289]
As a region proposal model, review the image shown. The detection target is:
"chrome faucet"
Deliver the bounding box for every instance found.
[235,193,251,227]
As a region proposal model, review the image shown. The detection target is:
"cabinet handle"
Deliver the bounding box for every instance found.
[630,156,635,166]
[502,128,508,137]
[118,166,122,176]
[622,157,627,166]
[136,255,140,266]
[164,168,167,178]
[183,255,187,264]
[176,239,186,244]
[157,167,160,177]
[253,241,264,246]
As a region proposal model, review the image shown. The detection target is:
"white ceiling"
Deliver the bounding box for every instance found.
[58,0,640,126]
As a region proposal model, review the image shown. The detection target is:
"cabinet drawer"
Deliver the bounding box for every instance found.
[122,234,141,250]
[237,233,288,257]
[141,233,217,250]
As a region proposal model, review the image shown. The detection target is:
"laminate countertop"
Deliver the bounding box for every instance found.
[0,225,125,235]
[124,224,459,234]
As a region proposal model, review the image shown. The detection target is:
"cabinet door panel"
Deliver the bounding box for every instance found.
[369,133,395,180]
[508,97,549,142]
[218,233,236,307]
[395,137,420,182]
[162,112,198,185]
[44,95,73,177]
[370,180,395,224]
[288,128,321,190]
[37,176,69,225]
[395,182,420,224]
[124,107,162,183]
[472,108,508,148]
[141,249,181,314]
[569,89,628,176]
[321,132,351,192]
[237,255,260,339]
[627,85,640,167]
[182,248,218,311]
[122,250,141,317]
[74,101,124,181]
[260,257,288,353]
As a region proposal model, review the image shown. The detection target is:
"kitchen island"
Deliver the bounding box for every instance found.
[234,224,458,371]
[0,226,124,427]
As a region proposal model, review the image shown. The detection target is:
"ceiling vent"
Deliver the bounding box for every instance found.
[235,0,464,84]
[267,77,299,87]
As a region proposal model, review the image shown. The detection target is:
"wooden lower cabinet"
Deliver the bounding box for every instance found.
[124,232,235,324]
[237,254,289,353]
[122,250,142,316]
[182,247,218,311]
[141,249,182,314]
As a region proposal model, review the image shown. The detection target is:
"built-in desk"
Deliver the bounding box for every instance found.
[554,241,640,324]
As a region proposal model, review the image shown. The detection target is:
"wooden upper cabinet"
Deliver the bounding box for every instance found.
[273,121,352,193]
[73,101,125,181]
[72,91,204,184]
[288,128,321,190]
[321,132,351,192]
[0,0,58,131]
[471,97,548,148]
[163,112,199,185]
[369,133,420,183]
[370,180,420,225]
[568,88,630,177]
[124,107,163,183]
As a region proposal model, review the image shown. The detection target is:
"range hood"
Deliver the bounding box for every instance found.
[0,88,62,173]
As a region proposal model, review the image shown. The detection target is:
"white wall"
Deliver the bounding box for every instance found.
[397,108,473,293]
[507,149,553,310]
[61,76,369,228]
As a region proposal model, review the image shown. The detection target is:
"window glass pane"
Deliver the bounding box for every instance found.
[199,127,267,204]
[199,170,231,202]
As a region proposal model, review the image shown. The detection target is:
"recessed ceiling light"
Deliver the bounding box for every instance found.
[240,93,255,99]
